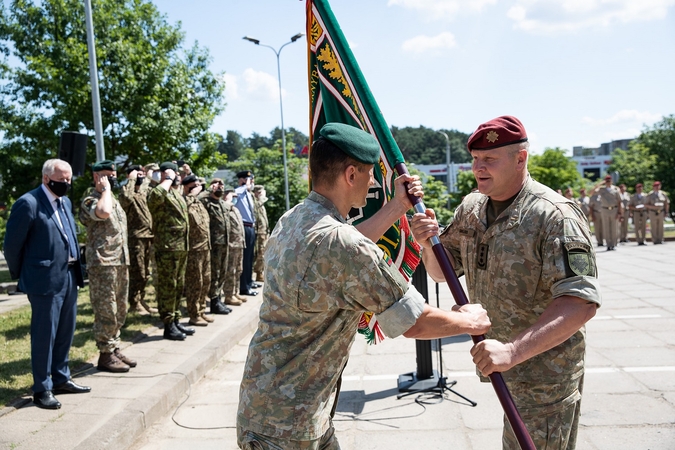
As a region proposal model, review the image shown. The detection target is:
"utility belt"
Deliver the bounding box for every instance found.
[602,206,616,210]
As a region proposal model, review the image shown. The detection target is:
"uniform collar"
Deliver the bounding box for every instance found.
[307,191,348,224]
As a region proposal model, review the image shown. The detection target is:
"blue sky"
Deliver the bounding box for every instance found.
[156,0,675,155]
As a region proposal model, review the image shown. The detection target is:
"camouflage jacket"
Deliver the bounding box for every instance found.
[201,195,229,247]
[118,177,153,239]
[441,177,602,385]
[185,195,211,252]
[147,186,189,252]
[253,197,269,236]
[79,188,129,267]
[226,200,245,249]
[237,191,425,440]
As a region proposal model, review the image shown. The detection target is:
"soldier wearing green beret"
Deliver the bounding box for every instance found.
[79,160,136,372]
[237,123,491,449]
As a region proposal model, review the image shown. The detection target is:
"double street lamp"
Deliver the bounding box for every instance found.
[243,33,304,211]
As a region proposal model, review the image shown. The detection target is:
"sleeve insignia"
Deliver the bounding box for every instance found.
[564,242,593,277]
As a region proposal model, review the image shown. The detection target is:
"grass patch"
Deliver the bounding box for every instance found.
[0,270,13,284]
[0,284,161,406]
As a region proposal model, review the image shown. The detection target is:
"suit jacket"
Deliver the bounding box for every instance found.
[4,186,85,296]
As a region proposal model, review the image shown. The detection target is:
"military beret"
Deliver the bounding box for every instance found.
[210,178,224,185]
[253,185,264,192]
[654,181,661,186]
[159,162,178,171]
[635,183,643,188]
[604,174,612,181]
[236,170,253,179]
[181,174,198,185]
[224,186,236,194]
[144,163,160,171]
[92,160,115,172]
[467,116,528,151]
[319,123,380,164]
[126,164,142,174]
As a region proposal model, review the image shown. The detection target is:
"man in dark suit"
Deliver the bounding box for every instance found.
[4,158,90,410]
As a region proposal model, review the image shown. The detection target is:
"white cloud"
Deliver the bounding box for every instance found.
[238,68,285,102]
[222,73,239,101]
[582,110,662,127]
[388,0,497,20]
[402,32,458,53]
[507,0,675,34]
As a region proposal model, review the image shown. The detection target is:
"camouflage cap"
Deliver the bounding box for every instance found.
[319,123,380,164]
[92,160,115,172]
[144,163,160,171]
[253,184,265,193]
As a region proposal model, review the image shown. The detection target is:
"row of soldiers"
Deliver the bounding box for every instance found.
[78,160,269,372]
[573,175,670,250]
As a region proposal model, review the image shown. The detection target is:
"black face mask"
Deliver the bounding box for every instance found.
[48,179,70,197]
[107,176,119,189]
[213,189,224,198]
[135,175,145,186]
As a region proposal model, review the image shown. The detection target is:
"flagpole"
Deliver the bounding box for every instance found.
[395,162,536,450]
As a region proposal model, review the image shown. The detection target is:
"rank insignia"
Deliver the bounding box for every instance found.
[486,130,499,143]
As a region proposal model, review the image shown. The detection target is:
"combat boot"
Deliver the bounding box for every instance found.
[200,312,214,323]
[163,321,186,341]
[128,302,150,315]
[174,320,195,336]
[210,296,230,315]
[235,293,248,303]
[224,296,242,306]
[189,315,209,326]
[140,299,158,314]
[97,352,130,373]
[114,348,137,368]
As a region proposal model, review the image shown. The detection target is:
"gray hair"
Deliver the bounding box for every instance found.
[42,159,72,177]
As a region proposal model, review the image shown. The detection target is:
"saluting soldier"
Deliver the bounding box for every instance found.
[79,160,135,372]
[252,185,269,283]
[593,175,623,251]
[182,175,212,326]
[645,181,670,245]
[147,162,195,340]
[618,184,630,243]
[200,179,231,315]
[629,183,648,245]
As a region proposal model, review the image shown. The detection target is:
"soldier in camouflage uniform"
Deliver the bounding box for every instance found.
[237,123,490,449]
[181,175,212,326]
[200,179,231,315]
[412,116,601,450]
[147,162,195,340]
[79,160,136,373]
[629,183,648,245]
[645,181,670,244]
[252,185,269,282]
[222,189,244,306]
[119,164,156,315]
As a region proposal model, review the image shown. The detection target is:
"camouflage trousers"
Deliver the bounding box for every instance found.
[88,265,129,353]
[155,251,187,324]
[128,236,152,307]
[209,244,228,299]
[224,246,243,299]
[502,375,584,450]
[253,233,268,279]
[237,424,339,450]
[185,249,211,318]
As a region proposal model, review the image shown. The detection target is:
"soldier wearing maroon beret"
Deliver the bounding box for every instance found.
[411,116,602,450]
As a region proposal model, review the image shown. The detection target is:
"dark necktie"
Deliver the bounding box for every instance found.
[56,198,79,259]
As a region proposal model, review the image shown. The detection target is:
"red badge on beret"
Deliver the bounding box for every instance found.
[467,116,528,151]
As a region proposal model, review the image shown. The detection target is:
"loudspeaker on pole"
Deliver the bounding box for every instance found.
[59,131,88,176]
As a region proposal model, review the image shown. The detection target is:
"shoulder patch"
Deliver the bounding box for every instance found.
[564,241,594,277]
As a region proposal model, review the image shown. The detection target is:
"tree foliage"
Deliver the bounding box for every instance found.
[391,125,471,165]
[528,147,581,191]
[0,0,224,204]
[634,114,675,193]
[607,141,658,193]
[454,169,477,200]
[407,167,452,226]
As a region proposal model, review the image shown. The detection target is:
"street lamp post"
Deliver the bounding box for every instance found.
[438,131,453,194]
[243,33,304,211]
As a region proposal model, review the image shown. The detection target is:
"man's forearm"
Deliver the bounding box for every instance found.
[355,198,409,242]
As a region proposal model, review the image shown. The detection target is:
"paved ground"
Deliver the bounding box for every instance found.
[1,240,674,449]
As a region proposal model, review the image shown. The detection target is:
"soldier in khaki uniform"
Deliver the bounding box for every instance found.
[589,191,603,246]
[593,175,623,251]
[412,116,601,450]
[147,162,195,340]
[119,164,156,315]
[252,185,269,283]
[182,175,212,326]
[237,123,490,449]
[200,179,231,315]
[645,181,670,244]
[618,184,630,243]
[629,183,648,245]
[79,160,136,373]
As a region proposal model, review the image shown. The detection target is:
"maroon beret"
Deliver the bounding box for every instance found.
[604,174,612,181]
[654,181,661,186]
[467,116,528,151]
[635,183,643,188]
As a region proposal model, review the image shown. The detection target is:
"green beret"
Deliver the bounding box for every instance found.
[92,160,115,172]
[319,123,380,164]
[159,162,178,171]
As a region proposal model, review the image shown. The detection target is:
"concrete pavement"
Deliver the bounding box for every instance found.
[2,241,675,449]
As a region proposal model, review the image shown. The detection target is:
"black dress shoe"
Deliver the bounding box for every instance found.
[53,380,91,395]
[174,320,195,336]
[163,322,186,341]
[239,290,258,296]
[251,282,263,289]
[33,391,61,410]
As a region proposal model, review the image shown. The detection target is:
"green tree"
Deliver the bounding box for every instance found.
[635,115,675,193]
[607,142,658,192]
[0,0,224,204]
[454,169,477,200]
[218,130,245,163]
[528,148,581,191]
[407,167,452,226]
[391,125,471,165]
